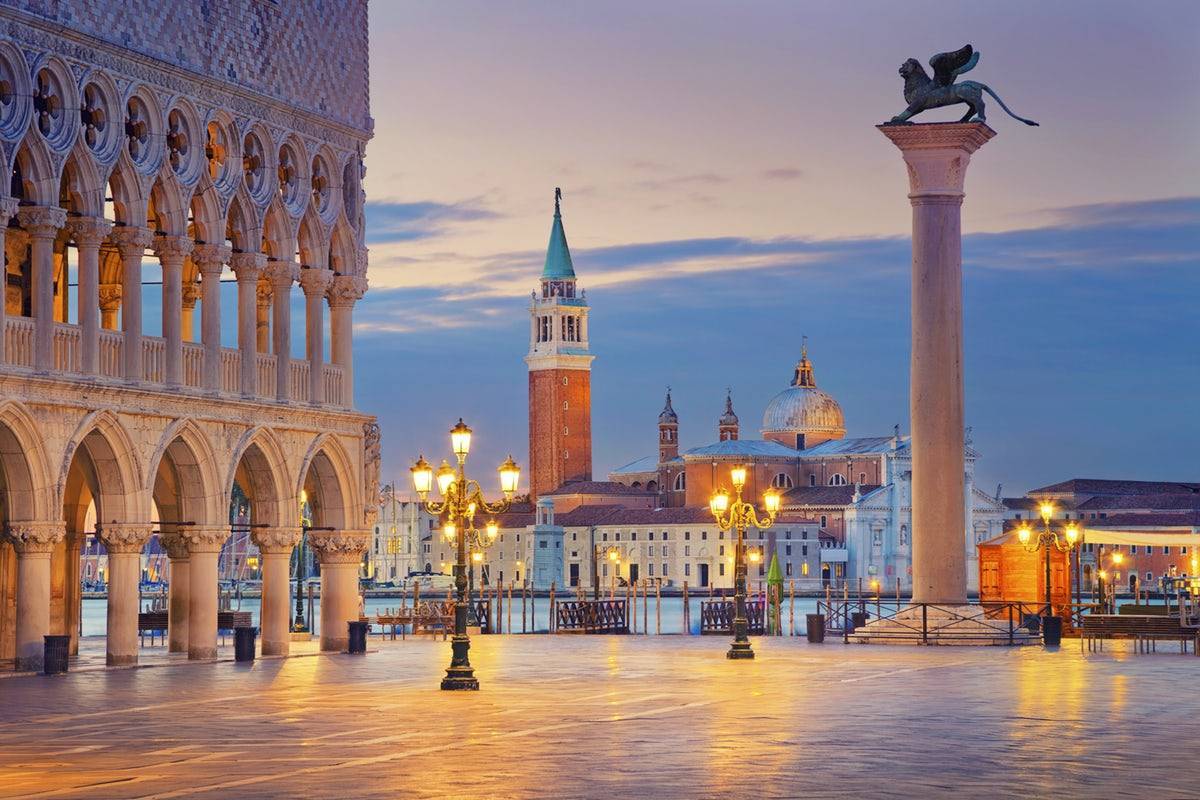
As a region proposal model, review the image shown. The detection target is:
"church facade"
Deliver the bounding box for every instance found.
[608,347,1007,593]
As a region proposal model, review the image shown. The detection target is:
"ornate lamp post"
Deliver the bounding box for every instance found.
[411,419,519,691]
[708,464,781,660]
[593,545,619,601]
[1017,502,1079,644]
[293,489,312,632]
[1096,549,1124,613]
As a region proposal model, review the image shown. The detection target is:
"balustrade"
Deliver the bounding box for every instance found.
[1,317,346,408]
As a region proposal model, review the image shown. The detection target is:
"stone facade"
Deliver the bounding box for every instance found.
[0,2,376,667]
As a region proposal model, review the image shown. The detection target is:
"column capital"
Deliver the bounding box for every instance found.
[0,197,18,223]
[154,233,195,262]
[182,281,201,308]
[16,205,67,238]
[229,251,267,282]
[877,122,995,199]
[308,530,370,564]
[109,225,155,256]
[157,531,191,560]
[97,523,154,554]
[5,521,66,554]
[65,215,113,246]
[327,274,368,308]
[192,243,232,274]
[256,279,273,307]
[180,525,230,555]
[265,259,300,289]
[298,267,334,297]
[99,283,123,312]
[251,526,302,554]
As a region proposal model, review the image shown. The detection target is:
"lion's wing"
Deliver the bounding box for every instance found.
[930,45,978,87]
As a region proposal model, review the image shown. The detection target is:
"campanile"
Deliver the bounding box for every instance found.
[525,189,594,499]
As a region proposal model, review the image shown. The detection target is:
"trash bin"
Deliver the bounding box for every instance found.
[234,626,258,662]
[1041,615,1063,647]
[348,620,369,654]
[851,611,870,631]
[806,613,826,644]
[43,635,70,675]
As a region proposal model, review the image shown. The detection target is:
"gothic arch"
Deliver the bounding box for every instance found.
[226,189,262,252]
[12,135,59,205]
[146,419,222,527]
[187,174,224,244]
[59,145,106,217]
[262,196,295,260]
[297,204,328,268]
[225,426,290,527]
[149,172,191,236]
[58,410,144,525]
[0,401,53,521]
[328,216,355,273]
[297,432,357,531]
[106,155,150,226]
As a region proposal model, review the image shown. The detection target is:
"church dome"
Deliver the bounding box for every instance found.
[761,346,845,444]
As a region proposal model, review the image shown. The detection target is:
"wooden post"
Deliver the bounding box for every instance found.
[897,576,901,606]
[683,581,690,634]
[630,580,637,633]
[507,581,513,634]
[789,580,795,636]
[522,582,527,633]
[549,581,556,634]
[655,580,661,635]
[643,580,648,635]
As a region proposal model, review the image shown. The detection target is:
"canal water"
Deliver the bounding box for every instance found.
[80,595,836,637]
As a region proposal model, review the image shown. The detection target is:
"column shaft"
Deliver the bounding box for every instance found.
[168,557,190,653]
[157,238,192,387]
[310,531,368,652]
[231,253,265,398]
[0,200,18,365]
[111,227,153,382]
[299,269,333,405]
[194,244,230,393]
[18,207,67,372]
[188,550,219,660]
[268,263,297,403]
[8,523,66,672]
[77,240,102,374]
[105,551,141,665]
[328,276,366,408]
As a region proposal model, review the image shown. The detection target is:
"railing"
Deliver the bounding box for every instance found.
[700,599,766,635]
[817,599,1054,644]
[2,317,346,407]
[555,600,630,634]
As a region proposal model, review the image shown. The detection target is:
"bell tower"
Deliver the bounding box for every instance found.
[526,189,594,500]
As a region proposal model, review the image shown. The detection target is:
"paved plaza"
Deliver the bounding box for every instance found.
[0,636,1196,799]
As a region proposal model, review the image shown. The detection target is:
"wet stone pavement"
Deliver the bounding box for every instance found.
[0,635,1196,799]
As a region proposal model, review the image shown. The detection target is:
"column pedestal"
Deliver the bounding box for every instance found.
[309,531,369,652]
[878,121,995,606]
[98,524,154,666]
[6,523,66,672]
[251,528,301,656]
[182,527,229,660]
[159,533,190,654]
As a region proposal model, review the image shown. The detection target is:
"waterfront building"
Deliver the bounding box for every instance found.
[0,1,377,670]
[608,347,1008,593]
[369,496,434,585]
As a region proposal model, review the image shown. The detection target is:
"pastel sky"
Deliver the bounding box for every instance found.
[350,1,1200,497]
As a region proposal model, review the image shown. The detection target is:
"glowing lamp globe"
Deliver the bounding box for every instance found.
[763,489,781,515]
[1017,526,1032,545]
[1039,502,1055,522]
[498,455,520,495]
[749,550,761,564]
[442,522,457,544]
[1112,551,1124,565]
[1064,524,1079,545]
[730,465,748,489]
[410,455,433,497]
[471,550,483,564]
[436,460,455,496]
[608,550,619,562]
[709,489,730,516]
[486,520,499,541]
[450,418,472,457]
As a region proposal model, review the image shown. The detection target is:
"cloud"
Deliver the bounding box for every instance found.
[364,199,499,244]
[635,172,729,191]
[762,167,804,181]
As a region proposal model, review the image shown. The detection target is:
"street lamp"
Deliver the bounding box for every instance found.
[708,464,780,659]
[1096,548,1124,612]
[293,488,312,632]
[411,419,519,691]
[593,544,620,601]
[1016,502,1079,644]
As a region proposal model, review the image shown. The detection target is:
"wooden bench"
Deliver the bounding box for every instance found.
[138,612,169,646]
[1081,614,1194,654]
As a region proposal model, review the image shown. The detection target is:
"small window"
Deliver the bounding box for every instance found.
[562,376,568,386]
[786,562,793,577]
[859,472,866,484]
[684,563,691,576]
[563,401,568,411]
[785,544,792,556]
[809,474,816,487]
[684,545,691,556]
[674,472,686,492]
[719,563,726,577]
[820,515,827,528]
[649,531,655,541]
[772,473,793,489]
[662,563,668,576]
[539,540,547,549]
[828,474,847,486]
[631,532,638,541]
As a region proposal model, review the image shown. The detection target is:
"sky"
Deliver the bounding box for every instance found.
[350,1,1200,497]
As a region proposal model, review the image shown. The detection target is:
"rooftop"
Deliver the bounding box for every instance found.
[544,481,655,497]
[1029,478,1200,497]
[609,455,662,476]
[1075,493,1200,511]
[681,439,799,459]
[799,436,906,456]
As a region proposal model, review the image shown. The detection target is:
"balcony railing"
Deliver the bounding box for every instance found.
[4,317,345,407]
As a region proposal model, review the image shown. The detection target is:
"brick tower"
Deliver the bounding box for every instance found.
[526,189,594,499]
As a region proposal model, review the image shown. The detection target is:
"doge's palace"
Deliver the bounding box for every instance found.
[0,1,378,670]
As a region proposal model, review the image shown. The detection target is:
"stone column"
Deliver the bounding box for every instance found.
[230,252,265,398]
[97,523,153,666]
[7,523,66,670]
[99,283,122,330]
[879,122,994,605]
[0,198,18,365]
[193,244,231,393]
[65,217,112,376]
[267,261,299,403]
[158,532,190,654]
[251,527,301,656]
[181,281,200,342]
[309,530,369,652]
[110,226,154,382]
[16,206,67,372]
[154,235,193,387]
[298,268,333,406]
[256,279,272,354]
[328,275,367,408]
[182,526,229,660]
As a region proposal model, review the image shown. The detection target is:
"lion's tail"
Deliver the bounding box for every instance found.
[981,85,1039,126]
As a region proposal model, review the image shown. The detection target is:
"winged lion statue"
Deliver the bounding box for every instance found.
[887,45,1038,127]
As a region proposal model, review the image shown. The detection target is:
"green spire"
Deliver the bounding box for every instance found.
[542,187,576,280]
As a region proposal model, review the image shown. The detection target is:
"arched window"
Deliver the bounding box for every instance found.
[828,474,847,486]
[771,473,793,489]
[859,472,867,484]
[674,472,686,492]
[809,474,816,487]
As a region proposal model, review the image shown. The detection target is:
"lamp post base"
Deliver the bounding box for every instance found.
[441,668,480,691]
[726,641,755,660]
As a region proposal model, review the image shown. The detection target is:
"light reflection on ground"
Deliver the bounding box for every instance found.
[0,636,1195,798]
